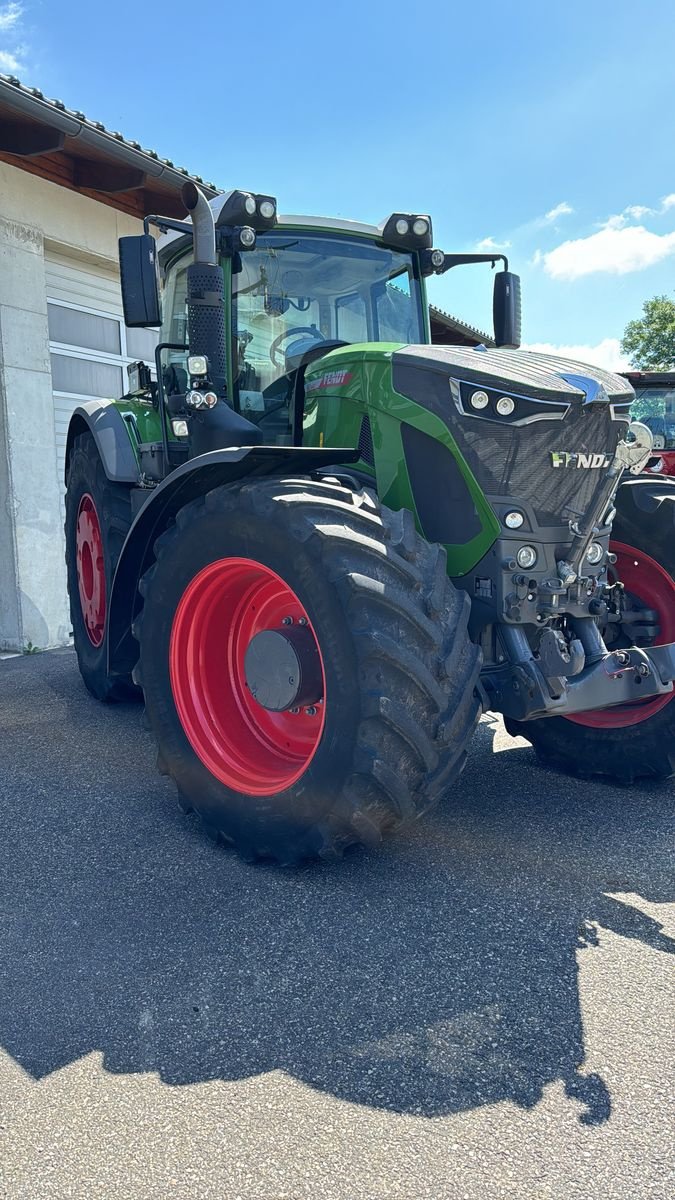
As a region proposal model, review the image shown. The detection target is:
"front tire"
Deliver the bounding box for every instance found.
[134,477,482,862]
[506,478,675,781]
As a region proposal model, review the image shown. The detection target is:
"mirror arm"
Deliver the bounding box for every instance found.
[143,215,194,237]
[435,252,509,273]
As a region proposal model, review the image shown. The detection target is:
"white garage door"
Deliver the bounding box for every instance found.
[46,249,157,496]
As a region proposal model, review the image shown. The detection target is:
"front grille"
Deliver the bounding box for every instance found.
[452,403,623,526]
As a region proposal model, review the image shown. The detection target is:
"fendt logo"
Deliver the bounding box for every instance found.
[550,451,612,469]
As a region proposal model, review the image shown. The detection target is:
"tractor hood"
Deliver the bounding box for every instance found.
[393,344,634,406]
[390,343,636,535]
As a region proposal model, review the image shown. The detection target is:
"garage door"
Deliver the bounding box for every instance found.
[46,249,157,496]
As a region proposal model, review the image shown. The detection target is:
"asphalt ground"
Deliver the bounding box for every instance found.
[0,648,673,1199]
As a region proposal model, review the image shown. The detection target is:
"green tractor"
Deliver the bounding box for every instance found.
[65,184,675,862]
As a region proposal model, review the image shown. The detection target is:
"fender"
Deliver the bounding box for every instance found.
[65,400,140,484]
[107,444,359,678]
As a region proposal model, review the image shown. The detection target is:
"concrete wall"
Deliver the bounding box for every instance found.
[0,162,143,651]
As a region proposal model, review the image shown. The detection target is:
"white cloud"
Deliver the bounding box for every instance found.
[0,46,21,70]
[545,201,574,222]
[0,3,22,32]
[623,204,653,221]
[661,193,675,211]
[523,338,631,374]
[539,223,675,280]
[476,236,511,252]
[0,3,24,72]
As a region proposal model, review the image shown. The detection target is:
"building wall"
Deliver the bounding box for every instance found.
[0,161,143,651]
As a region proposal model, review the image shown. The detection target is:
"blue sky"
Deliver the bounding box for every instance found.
[3,0,674,368]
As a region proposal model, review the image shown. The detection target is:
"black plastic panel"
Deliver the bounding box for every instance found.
[401,422,482,544]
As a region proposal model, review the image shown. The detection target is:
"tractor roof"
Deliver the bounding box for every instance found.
[157,192,394,261]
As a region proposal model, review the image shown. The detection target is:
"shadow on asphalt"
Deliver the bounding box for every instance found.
[1,650,673,1124]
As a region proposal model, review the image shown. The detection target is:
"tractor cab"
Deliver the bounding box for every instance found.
[118,185,520,473]
[160,223,426,446]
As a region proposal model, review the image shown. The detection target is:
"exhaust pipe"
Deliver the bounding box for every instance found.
[179,183,262,453]
[180,182,227,411]
[182,181,217,265]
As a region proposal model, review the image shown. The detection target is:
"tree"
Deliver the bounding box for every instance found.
[621,295,675,371]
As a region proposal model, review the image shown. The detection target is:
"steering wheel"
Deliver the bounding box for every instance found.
[269,326,326,368]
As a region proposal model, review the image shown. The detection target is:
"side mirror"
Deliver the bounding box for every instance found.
[493,271,521,348]
[119,234,161,328]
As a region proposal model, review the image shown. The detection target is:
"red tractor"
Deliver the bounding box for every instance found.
[621,371,675,477]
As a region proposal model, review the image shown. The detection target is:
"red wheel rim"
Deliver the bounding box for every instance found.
[567,541,675,728]
[76,493,106,648]
[169,558,326,795]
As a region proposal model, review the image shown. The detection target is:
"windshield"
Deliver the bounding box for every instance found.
[231,231,423,422]
[631,383,675,450]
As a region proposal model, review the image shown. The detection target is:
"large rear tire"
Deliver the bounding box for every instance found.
[134,477,482,862]
[65,432,136,701]
[506,478,675,781]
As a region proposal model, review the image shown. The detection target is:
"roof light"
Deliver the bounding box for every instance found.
[215,190,278,231]
[381,212,434,249]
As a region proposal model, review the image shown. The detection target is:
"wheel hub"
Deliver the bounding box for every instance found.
[244,626,323,711]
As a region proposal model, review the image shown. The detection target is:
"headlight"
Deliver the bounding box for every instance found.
[470,390,489,410]
[516,545,538,569]
[496,396,515,416]
[505,511,524,529]
[586,542,604,565]
[259,199,276,220]
[239,226,256,249]
[412,218,429,236]
[243,194,256,215]
[171,419,189,437]
[395,218,410,236]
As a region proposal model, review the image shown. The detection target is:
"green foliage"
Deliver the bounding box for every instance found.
[621,295,675,370]
[630,394,666,422]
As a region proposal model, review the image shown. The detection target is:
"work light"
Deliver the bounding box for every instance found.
[215,190,278,231]
[380,212,434,249]
[187,355,208,376]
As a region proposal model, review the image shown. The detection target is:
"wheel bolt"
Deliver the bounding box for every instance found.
[290,707,300,714]
[305,706,318,716]
[282,616,293,626]
[298,616,308,626]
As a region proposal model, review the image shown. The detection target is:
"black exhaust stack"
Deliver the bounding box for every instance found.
[182,182,227,400]
[181,183,262,452]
